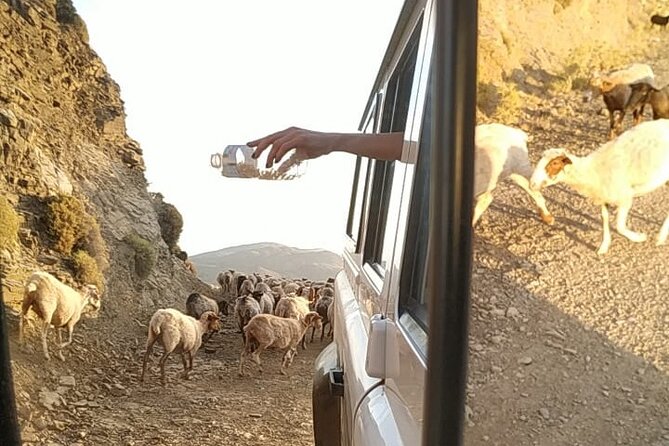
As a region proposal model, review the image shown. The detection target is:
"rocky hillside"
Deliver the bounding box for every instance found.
[191,242,342,284]
[0,0,211,323]
[476,0,666,122]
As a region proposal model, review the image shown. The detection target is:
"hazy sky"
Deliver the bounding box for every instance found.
[72,0,404,255]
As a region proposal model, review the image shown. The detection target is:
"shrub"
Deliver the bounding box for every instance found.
[124,233,156,279]
[154,200,183,251]
[56,0,78,24]
[75,220,109,272]
[174,250,188,261]
[0,196,19,249]
[46,195,93,255]
[72,250,105,293]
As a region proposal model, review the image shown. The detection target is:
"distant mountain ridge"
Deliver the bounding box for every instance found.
[191,242,343,284]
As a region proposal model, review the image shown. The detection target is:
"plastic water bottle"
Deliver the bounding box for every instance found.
[210,145,306,180]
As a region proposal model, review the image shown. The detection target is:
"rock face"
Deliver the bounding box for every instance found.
[0,0,211,316]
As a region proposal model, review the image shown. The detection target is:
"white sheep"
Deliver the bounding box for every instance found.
[140,308,220,385]
[274,295,311,349]
[529,119,669,255]
[590,63,655,94]
[473,123,553,225]
[19,272,101,361]
[238,312,322,376]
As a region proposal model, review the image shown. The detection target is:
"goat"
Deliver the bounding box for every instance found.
[473,123,553,225]
[19,272,101,361]
[651,14,669,29]
[587,64,655,137]
[529,119,669,255]
[140,309,220,385]
[626,82,669,121]
[239,312,322,376]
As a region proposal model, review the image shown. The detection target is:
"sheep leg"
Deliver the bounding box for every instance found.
[472,192,493,226]
[250,346,265,375]
[59,323,75,349]
[300,333,306,350]
[509,174,554,224]
[140,336,157,383]
[55,327,66,362]
[179,353,188,378]
[41,321,51,361]
[181,352,193,380]
[656,214,669,246]
[615,201,646,243]
[159,351,172,386]
[238,350,247,377]
[597,204,612,255]
[310,325,315,343]
[280,349,294,375]
[19,299,32,345]
[320,323,326,342]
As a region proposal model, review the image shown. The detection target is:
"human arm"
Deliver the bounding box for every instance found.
[247,127,404,168]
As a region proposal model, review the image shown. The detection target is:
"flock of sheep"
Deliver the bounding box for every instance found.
[17,268,335,386]
[138,271,334,384]
[476,62,669,255]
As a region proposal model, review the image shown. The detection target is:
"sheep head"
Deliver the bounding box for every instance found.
[83,284,101,313]
[530,148,573,191]
[303,312,323,331]
[200,310,221,333]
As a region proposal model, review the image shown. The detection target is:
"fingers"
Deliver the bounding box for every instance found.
[247,127,296,160]
[264,135,298,168]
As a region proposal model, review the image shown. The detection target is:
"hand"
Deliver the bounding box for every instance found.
[247,127,337,169]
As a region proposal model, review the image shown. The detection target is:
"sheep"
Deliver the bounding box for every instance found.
[140,309,220,385]
[254,282,272,295]
[529,119,669,255]
[625,82,669,121]
[19,272,101,361]
[589,63,655,93]
[185,293,221,344]
[310,294,333,343]
[216,270,234,297]
[238,278,254,297]
[234,295,261,342]
[251,290,274,314]
[283,282,300,295]
[473,123,553,225]
[299,286,312,301]
[326,300,334,338]
[270,285,285,305]
[274,295,311,349]
[651,14,669,29]
[238,312,322,377]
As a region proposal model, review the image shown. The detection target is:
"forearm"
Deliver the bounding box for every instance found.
[330,132,404,161]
